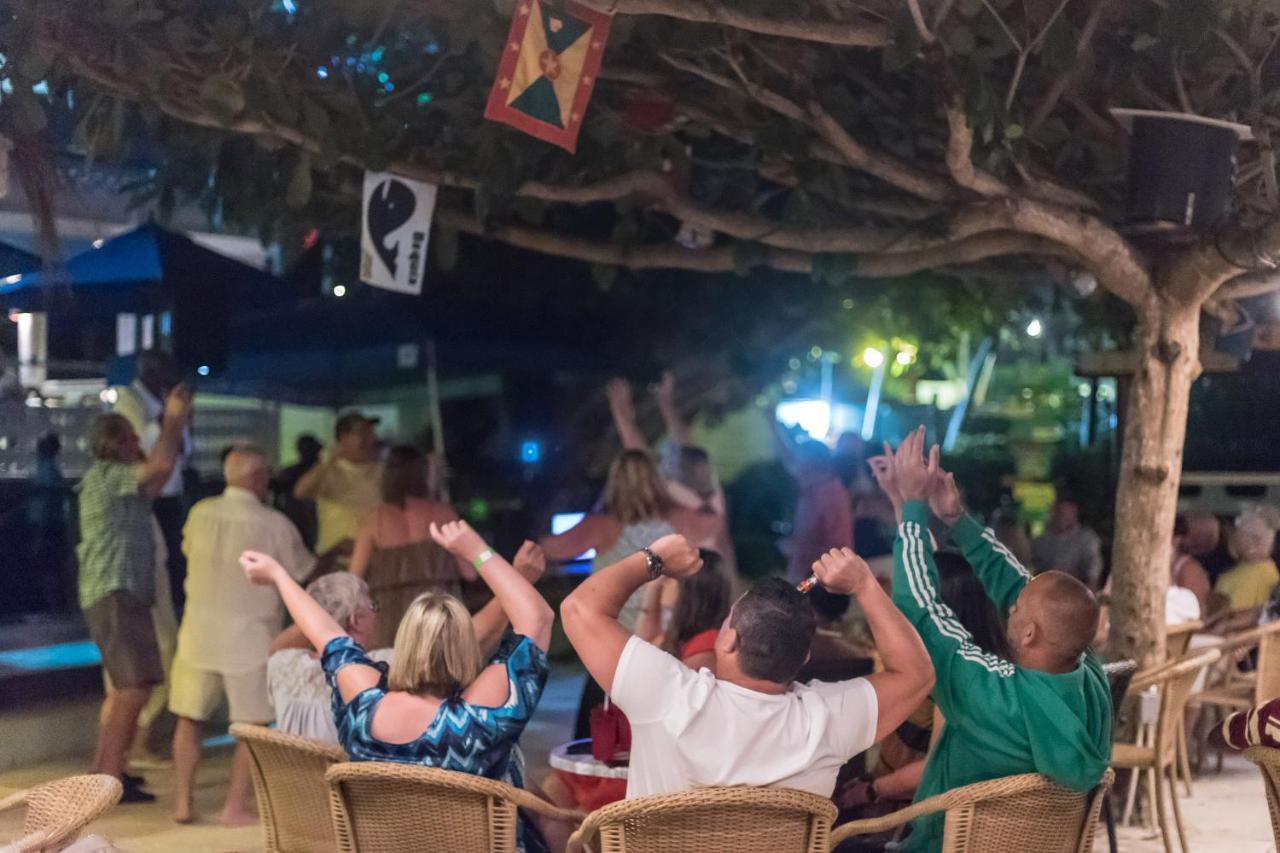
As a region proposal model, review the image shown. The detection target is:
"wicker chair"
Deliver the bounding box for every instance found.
[1113,648,1221,853]
[1244,745,1280,847]
[1165,621,1203,659]
[326,761,582,853]
[565,785,836,853]
[0,774,122,852]
[829,770,1112,853]
[1190,621,1280,771]
[231,723,347,853]
[1164,620,1204,796]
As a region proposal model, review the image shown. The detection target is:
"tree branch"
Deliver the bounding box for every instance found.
[578,0,891,48]
[945,102,1009,196]
[1169,220,1280,303]
[438,206,1077,277]
[1028,0,1108,134]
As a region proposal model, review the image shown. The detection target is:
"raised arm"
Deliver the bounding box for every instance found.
[929,469,1029,615]
[812,547,934,742]
[136,385,191,499]
[538,512,614,563]
[430,521,554,651]
[890,429,1017,714]
[292,454,334,501]
[653,371,692,447]
[560,535,702,694]
[349,520,375,578]
[241,550,380,702]
[469,540,547,654]
[606,377,648,451]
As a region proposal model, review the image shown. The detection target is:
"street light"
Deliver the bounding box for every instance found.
[333,284,347,297]
[862,347,885,368]
[1026,318,1043,338]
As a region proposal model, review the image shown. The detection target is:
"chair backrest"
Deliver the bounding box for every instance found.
[940,771,1113,853]
[5,774,121,853]
[1132,648,1222,765]
[1255,628,1280,704]
[1165,620,1204,659]
[1102,659,1138,715]
[326,762,525,853]
[1244,746,1280,847]
[231,723,347,853]
[571,785,836,853]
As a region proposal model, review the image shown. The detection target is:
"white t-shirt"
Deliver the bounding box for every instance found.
[610,636,878,799]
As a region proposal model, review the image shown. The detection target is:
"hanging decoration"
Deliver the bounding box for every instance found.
[359,171,438,295]
[623,88,677,135]
[484,0,612,153]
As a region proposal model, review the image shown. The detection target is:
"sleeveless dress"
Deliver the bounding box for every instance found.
[592,518,676,631]
[366,539,461,648]
[322,633,550,853]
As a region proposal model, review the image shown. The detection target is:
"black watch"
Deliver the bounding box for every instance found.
[641,547,665,580]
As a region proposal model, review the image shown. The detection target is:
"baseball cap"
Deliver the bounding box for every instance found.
[335,411,380,438]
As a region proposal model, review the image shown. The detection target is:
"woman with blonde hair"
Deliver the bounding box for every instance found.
[540,449,700,628]
[242,520,554,852]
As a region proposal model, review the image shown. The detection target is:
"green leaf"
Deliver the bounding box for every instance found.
[883,6,922,72]
[434,225,459,272]
[1003,123,1024,141]
[1039,18,1079,71]
[301,98,330,140]
[17,50,50,82]
[1160,0,1217,51]
[285,153,312,209]
[1131,34,1161,52]
[945,23,977,56]
[958,0,985,16]
[200,77,247,122]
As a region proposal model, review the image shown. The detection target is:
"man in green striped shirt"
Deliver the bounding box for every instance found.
[883,429,1111,852]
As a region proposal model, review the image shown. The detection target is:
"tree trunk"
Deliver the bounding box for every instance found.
[1108,290,1202,668]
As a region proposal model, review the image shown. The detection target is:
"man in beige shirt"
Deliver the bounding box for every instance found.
[170,446,316,825]
[293,411,383,553]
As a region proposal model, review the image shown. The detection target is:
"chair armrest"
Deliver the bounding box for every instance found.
[504,786,585,824]
[830,773,1055,844]
[0,789,28,813]
[830,794,948,842]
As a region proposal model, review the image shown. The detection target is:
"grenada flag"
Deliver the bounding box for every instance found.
[484,0,612,153]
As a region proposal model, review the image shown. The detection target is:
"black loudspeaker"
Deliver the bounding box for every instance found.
[1113,109,1251,233]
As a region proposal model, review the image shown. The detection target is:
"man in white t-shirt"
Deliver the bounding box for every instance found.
[560,535,934,800]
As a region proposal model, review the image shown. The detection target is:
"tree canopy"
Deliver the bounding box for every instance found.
[2,0,1277,314]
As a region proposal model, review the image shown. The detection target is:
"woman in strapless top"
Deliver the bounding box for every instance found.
[349,446,475,647]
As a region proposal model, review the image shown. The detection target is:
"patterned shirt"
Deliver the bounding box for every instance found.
[76,460,155,610]
[322,633,549,853]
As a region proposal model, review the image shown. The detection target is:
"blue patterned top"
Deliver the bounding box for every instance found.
[321,633,550,852]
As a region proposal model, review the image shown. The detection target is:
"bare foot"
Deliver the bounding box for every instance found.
[219,807,258,828]
[172,800,199,825]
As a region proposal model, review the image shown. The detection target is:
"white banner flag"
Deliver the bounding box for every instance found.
[360,171,438,295]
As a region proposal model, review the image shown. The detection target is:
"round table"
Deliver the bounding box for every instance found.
[549,739,628,811]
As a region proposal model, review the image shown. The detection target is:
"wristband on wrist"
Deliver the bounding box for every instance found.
[472,548,495,570]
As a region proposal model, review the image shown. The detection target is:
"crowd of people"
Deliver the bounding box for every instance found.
[65,356,1280,852]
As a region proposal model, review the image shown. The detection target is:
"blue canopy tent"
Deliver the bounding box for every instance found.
[0,241,41,279]
[0,223,308,372]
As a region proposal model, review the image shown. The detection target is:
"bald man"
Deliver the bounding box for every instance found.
[886,429,1111,853]
[169,445,317,825]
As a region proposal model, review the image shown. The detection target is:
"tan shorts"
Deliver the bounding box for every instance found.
[169,659,273,724]
[84,591,164,689]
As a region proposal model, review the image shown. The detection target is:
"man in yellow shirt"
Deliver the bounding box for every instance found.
[292,412,383,554]
[1214,510,1280,610]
